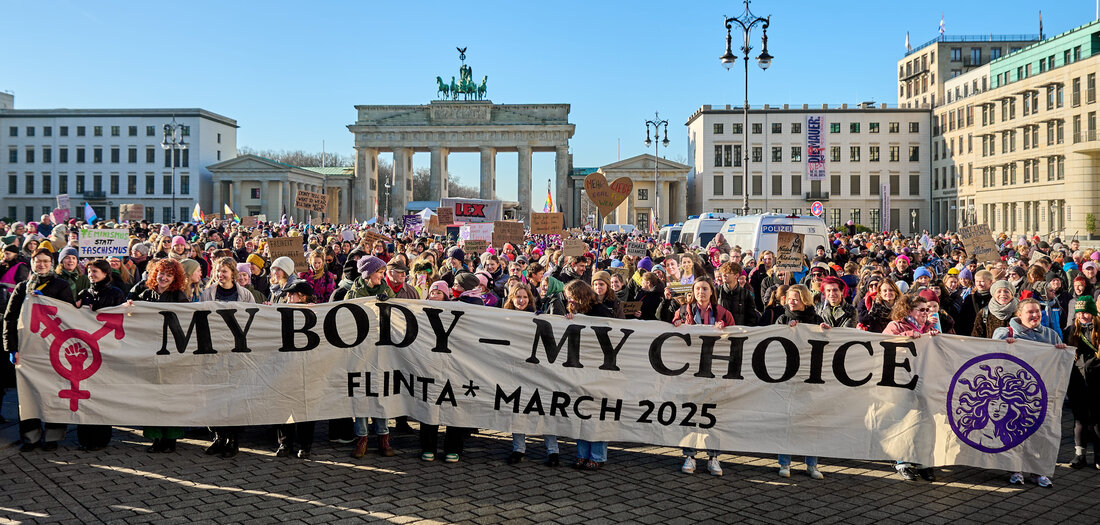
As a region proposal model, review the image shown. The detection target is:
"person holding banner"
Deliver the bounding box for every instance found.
[1063,296,1100,470]
[73,259,126,451]
[772,284,827,479]
[55,247,90,298]
[972,280,1017,339]
[503,285,562,467]
[590,271,624,319]
[992,298,1066,488]
[5,248,75,452]
[347,256,398,458]
[275,280,320,459]
[267,256,300,304]
[299,249,337,303]
[563,280,613,470]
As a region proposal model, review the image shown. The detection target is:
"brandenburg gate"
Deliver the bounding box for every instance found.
[347,50,575,224]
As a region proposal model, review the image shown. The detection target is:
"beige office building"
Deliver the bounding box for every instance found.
[929,20,1100,238]
[898,33,1037,110]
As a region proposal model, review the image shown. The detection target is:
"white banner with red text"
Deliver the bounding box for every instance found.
[16,295,1072,475]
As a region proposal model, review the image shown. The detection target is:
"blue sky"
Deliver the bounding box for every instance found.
[2,1,1094,209]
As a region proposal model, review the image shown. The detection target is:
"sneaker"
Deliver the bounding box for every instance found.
[1070,454,1088,469]
[707,458,723,476]
[420,452,435,461]
[807,465,824,480]
[778,465,791,478]
[917,467,936,482]
[897,465,918,481]
[274,445,291,458]
[1008,472,1024,485]
[1032,474,1053,488]
[444,453,460,463]
[681,456,696,474]
[507,451,525,465]
[296,449,310,459]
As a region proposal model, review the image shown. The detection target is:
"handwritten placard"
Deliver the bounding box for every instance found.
[437,207,454,225]
[626,241,648,258]
[362,230,391,247]
[240,215,260,228]
[295,190,328,213]
[774,232,805,273]
[427,216,447,235]
[667,282,693,295]
[622,301,642,316]
[78,228,130,258]
[493,221,525,247]
[119,204,144,222]
[464,240,488,253]
[958,224,1000,263]
[563,238,586,257]
[531,212,564,235]
[267,236,307,273]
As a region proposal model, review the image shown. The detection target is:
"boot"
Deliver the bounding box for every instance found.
[146,438,163,453]
[220,436,239,458]
[352,436,369,458]
[162,438,177,453]
[378,434,395,457]
[205,435,227,456]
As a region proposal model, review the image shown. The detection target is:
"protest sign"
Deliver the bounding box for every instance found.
[563,238,586,257]
[459,223,493,242]
[607,267,631,282]
[441,198,502,223]
[583,173,633,216]
[667,282,693,295]
[530,213,563,236]
[78,228,130,258]
[18,295,1073,476]
[774,232,805,272]
[426,216,447,235]
[257,214,267,223]
[463,240,488,253]
[626,241,648,258]
[621,301,642,316]
[295,190,328,213]
[341,230,356,242]
[492,221,525,247]
[240,215,259,228]
[403,214,423,234]
[361,230,391,247]
[266,236,307,273]
[56,194,70,211]
[958,224,1000,263]
[437,207,454,225]
[51,208,70,224]
[119,204,144,222]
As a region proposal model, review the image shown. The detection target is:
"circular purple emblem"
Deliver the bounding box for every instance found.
[947,353,1047,454]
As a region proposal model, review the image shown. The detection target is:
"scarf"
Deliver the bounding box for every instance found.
[385,275,404,293]
[988,281,1018,320]
[692,303,716,325]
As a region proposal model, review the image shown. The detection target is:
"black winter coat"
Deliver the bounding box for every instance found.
[3,273,74,388]
[76,280,127,311]
[716,284,758,326]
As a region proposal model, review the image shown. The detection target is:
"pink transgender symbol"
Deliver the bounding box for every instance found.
[29,303,125,412]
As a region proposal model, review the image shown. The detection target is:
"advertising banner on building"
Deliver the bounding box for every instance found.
[881,183,891,232]
[441,198,503,224]
[17,296,1072,475]
[806,115,826,181]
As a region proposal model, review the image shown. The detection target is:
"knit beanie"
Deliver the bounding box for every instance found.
[591,271,612,288]
[959,268,974,281]
[917,289,940,304]
[1075,295,1098,315]
[638,256,654,272]
[59,246,80,261]
[913,267,932,280]
[454,271,480,292]
[428,280,452,298]
[236,262,251,275]
[172,235,187,246]
[272,256,296,277]
[356,255,386,278]
[989,279,1013,295]
[180,258,201,277]
[246,253,266,269]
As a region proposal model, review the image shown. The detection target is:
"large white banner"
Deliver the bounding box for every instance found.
[16,295,1072,474]
[805,115,826,181]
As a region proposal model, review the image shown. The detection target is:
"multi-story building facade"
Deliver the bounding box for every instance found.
[898,34,1038,109]
[686,104,931,234]
[0,96,237,223]
[931,19,1100,238]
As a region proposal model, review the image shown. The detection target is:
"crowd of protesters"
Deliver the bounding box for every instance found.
[0,213,1097,487]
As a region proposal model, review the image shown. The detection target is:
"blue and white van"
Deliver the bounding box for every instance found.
[718,214,828,260]
[679,213,738,248]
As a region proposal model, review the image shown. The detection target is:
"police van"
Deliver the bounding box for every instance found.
[678,213,738,248]
[657,224,682,244]
[718,214,828,260]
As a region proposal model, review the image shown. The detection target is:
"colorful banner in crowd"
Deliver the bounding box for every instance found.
[17,295,1072,475]
[805,115,826,181]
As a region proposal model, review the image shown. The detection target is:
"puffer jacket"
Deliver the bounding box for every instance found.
[76,279,127,311]
[817,300,857,328]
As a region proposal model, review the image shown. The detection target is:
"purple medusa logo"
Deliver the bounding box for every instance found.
[947,353,1047,453]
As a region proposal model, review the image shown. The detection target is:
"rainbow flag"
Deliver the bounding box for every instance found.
[192,203,204,223]
[224,204,241,223]
[543,181,553,212]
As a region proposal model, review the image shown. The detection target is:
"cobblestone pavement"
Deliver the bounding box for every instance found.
[1,394,1098,524]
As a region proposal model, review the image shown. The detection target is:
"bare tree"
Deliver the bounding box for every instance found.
[411,168,479,200]
[238,147,354,167]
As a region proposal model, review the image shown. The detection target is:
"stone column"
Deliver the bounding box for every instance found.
[267,180,282,220]
[429,146,449,201]
[231,180,243,216]
[260,180,271,218]
[211,181,223,216]
[479,146,497,200]
[354,147,378,221]
[392,147,412,220]
[282,179,292,221]
[555,145,571,226]
[626,187,635,228]
[677,180,687,224]
[517,145,532,224]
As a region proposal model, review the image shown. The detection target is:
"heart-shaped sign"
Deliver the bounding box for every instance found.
[584,172,633,216]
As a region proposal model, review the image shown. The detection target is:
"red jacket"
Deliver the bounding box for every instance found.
[673,303,736,326]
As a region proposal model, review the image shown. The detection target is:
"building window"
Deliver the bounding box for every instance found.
[752,123,762,134]
[751,147,762,162]
[128,174,137,194]
[1073,77,1082,107]
[790,146,801,162]
[713,123,724,134]
[181,126,190,137]
[25,174,34,194]
[59,148,68,163]
[94,126,103,137]
[110,125,120,137]
[869,122,880,133]
[790,175,801,196]
[829,123,840,133]
[732,175,742,196]
[25,126,35,137]
[182,149,189,167]
[146,147,156,163]
[75,174,84,194]
[831,175,841,196]
[145,174,155,194]
[59,174,67,193]
[849,146,860,162]
[128,147,137,163]
[110,174,120,194]
[25,147,34,163]
[163,207,171,223]
[163,175,172,194]
[93,174,102,192]
[752,175,762,196]
[93,148,103,163]
[830,146,840,162]
[146,125,155,137]
[1088,73,1096,104]
[7,175,16,193]
[790,122,801,134]
[909,174,921,195]
[180,175,189,194]
[849,122,860,133]
[771,175,783,196]
[110,147,120,163]
[851,209,861,225]
[771,146,782,162]
[731,123,742,134]
[870,175,880,195]
[8,126,17,137]
[850,175,861,196]
[951,48,962,61]
[908,146,920,161]
[889,122,900,133]
[771,123,782,134]
[58,126,67,136]
[712,176,723,196]
[42,147,51,163]
[714,145,723,167]
[42,174,51,195]
[77,126,86,137]
[869,146,880,162]
[76,148,85,163]
[909,122,920,133]
[638,188,649,201]
[7,149,15,163]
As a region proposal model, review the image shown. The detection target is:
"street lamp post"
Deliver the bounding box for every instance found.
[161,118,188,223]
[720,0,773,216]
[910,209,918,235]
[644,112,670,230]
[384,176,393,225]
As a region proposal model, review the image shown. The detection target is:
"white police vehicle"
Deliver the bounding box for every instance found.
[679,213,738,248]
[718,214,828,260]
[657,223,682,244]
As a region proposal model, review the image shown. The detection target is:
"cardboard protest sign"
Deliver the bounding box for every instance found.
[56,194,70,211]
[52,208,70,224]
[958,224,1000,263]
[493,221,525,248]
[437,207,454,225]
[607,267,631,282]
[531,212,564,236]
[426,216,447,235]
[583,172,633,216]
[361,230,391,247]
[563,238,586,257]
[341,230,355,241]
[464,240,488,253]
[622,301,642,316]
[295,190,328,213]
[78,228,130,258]
[119,204,144,222]
[626,241,648,258]
[267,236,307,273]
[667,282,693,295]
[240,216,260,228]
[774,232,806,272]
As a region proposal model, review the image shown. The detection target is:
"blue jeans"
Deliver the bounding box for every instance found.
[682,448,718,458]
[778,454,818,467]
[353,417,388,437]
[511,433,559,454]
[576,440,607,462]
